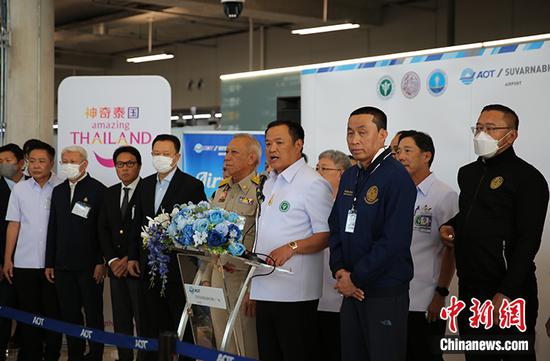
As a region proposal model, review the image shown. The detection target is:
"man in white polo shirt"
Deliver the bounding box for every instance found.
[396,130,458,361]
[251,120,333,361]
[3,141,63,361]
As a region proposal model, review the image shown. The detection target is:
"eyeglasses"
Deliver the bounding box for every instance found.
[316,166,341,173]
[115,161,138,168]
[471,125,511,134]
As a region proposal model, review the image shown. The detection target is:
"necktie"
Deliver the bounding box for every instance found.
[121,187,130,218]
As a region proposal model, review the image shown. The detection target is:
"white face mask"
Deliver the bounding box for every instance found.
[152,155,174,173]
[61,163,82,180]
[473,130,512,159]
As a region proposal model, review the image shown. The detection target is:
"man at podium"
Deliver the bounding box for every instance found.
[202,133,262,358]
[251,120,333,361]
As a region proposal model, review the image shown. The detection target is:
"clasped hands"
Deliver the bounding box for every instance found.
[334,269,364,301]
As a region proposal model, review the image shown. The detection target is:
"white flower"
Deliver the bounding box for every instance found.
[193,231,207,246]
[158,213,170,223]
[170,207,180,217]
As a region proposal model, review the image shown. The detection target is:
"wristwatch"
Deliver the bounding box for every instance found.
[288,241,298,252]
[435,286,450,297]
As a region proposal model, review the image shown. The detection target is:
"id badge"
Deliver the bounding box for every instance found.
[345,209,357,233]
[72,201,91,219]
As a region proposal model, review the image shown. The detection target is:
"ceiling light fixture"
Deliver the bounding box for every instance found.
[292,23,360,35]
[292,0,360,36]
[127,53,174,63]
[126,18,175,64]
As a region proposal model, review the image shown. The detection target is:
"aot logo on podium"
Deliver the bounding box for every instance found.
[58,76,171,186]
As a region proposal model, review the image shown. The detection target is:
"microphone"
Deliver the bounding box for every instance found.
[255,171,269,218]
[257,171,268,205]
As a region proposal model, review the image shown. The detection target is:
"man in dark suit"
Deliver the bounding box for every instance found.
[128,134,206,361]
[98,146,145,361]
[0,144,25,361]
[45,146,107,361]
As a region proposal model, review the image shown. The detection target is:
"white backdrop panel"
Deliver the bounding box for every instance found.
[302,41,550,357]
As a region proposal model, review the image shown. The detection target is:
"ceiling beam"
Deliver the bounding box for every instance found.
[132,0,384,26]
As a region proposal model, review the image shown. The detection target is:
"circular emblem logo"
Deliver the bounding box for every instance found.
[490,176,504,190]
[460,68,475,85]
[427,69,448,96]
[193,143,204,153]
[377,76,394,99]
[401,71,421,99]
[365,186,379,205]
[279,200,290,212]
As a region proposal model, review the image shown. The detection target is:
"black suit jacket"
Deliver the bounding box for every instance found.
[0,177,11,264]
[98,180,141,277]
[129,168,206,284]
[46,174,106,271]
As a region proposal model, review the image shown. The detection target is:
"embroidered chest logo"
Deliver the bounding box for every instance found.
[490,176,504,190]
[279,200,290,212]
[365,186,379,205]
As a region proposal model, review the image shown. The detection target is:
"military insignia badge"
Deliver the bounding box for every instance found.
[365,186,379,204]
[490,176,504,190]
[239,196,253,205]
[218,177,231,188]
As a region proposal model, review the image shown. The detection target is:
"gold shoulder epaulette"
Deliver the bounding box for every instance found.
[218,177,231,188]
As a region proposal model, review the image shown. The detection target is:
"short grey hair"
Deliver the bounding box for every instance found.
[318,149,352,171]
[233,133,262,166]
[61,145,88,161]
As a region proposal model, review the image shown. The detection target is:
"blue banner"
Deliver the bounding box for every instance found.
[0,305,256,361]
[182,132,266,196]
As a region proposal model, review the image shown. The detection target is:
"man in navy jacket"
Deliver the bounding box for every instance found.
[329,107,416,361]
[45,146,106,361]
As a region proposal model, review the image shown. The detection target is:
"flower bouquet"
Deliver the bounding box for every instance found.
[141,200,247,295]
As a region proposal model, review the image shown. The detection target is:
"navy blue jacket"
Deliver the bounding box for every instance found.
[46,174,106,271]
[329,148,416,295]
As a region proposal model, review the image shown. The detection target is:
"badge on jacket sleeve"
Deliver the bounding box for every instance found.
[490,176,504,190]
[365,186,379,205]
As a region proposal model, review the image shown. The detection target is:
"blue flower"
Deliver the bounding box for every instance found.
[182,224,194,246]
[227,242,246,256]
[175,215,187,230]
[227,224,242,242]
[208,210,225,225]
[207,230,227,247]
[214,222,229,236]
[193,218,209,233]
[167,222,177,238]
[225,212,240,223]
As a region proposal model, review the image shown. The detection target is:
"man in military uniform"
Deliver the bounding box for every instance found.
[440,104,549,361]
[202,133,262,358]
